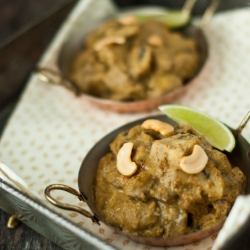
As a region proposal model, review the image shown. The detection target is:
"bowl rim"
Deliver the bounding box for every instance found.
[77,114,250,246]
[55,7,209,112]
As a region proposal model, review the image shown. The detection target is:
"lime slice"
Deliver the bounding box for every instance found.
[135,11,190,29]
[158,104,236,152]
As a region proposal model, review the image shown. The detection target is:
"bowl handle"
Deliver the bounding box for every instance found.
[236,111,250,135]
[44,184,100,225]
[200,0,219,28]
[35,67,81,95]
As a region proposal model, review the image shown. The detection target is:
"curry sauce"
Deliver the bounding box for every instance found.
[70,18,200,101]
[94,122,246,237]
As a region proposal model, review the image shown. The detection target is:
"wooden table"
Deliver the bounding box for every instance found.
[0,1,76,249]
[0,210,62,250]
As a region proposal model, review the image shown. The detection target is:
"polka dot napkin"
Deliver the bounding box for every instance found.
[0,0,250,249]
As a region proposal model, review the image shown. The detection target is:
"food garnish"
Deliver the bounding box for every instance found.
[180,144,208,174]
[133,10,190,29]
[159,104,236,152]
[141,119,174,136]
[117,142,138,176]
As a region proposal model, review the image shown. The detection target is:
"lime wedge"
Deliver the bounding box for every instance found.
[158,104,236,152]
[135,11,190,29]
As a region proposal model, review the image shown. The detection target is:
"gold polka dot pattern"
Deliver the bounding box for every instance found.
[0,1,250,249]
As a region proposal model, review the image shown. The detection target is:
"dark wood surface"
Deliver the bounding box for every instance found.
[0,210,62,250]
[0,1,75,249]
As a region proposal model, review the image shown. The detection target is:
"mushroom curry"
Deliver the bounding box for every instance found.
[70,16,200,101]
[93,119,246,237]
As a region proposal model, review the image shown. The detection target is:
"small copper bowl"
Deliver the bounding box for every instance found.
[36,5,210,113]
[45,112,250,247]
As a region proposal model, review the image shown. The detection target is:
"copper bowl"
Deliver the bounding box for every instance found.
[45,112,250,247]
[36,5,210,113]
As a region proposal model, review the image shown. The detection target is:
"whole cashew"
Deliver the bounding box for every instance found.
[147,35,163,47]
[94,36,126,51]
[141,119,174,136]
[118,15,139,25]
[117,142,138,177]
[180,144,208,174]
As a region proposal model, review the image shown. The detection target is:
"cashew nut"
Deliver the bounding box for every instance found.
[118,15,139,25]
[180,144,208,174]
[147,35,163,47]
[141,119,174,136]
[117,142,137,177]
[94,36,126,51]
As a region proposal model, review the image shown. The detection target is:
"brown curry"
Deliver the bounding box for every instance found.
[70,17,200,101]
[94,120,246,237]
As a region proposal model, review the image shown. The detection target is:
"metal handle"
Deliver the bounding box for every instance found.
[7,215,20,229]
[183,0,219,28]
[44,184,100,224]
[182,0,197,18]
[236,111,250,135]
[200,0,220,28]
[35,67,81,95]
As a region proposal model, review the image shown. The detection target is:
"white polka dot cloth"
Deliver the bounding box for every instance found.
[0,0,250,249]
